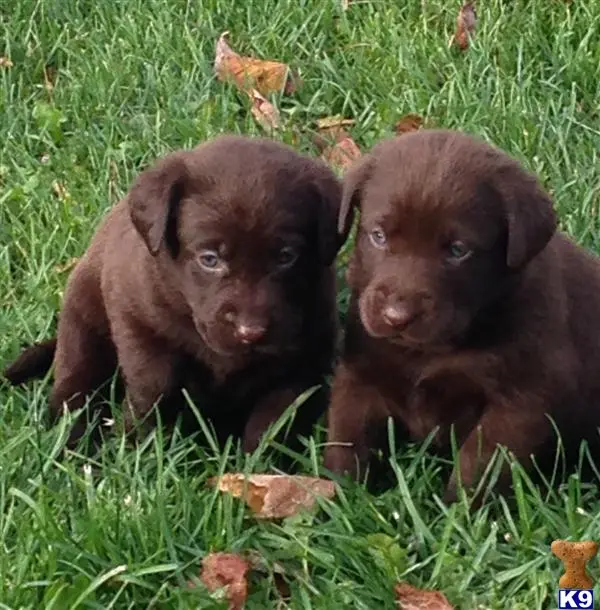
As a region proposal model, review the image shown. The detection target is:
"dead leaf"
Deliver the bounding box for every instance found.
[245,550,291,600]
[395,583,454,610]
[43,65,57,95]
[451,2,477,51]
[208,474,336,519]
[313,116,361,171]
[52,180,70,201]
[394,113,424,135]
[51,180,71,201]
[196,552,250,610]
[316,116,355,131]
[214,31,300,96]
[53,257,79,274]
[0,57,13,68]
[249,89,281,131]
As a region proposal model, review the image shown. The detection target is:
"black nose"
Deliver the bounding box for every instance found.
[381,301,417,329]
[234,324,267,345]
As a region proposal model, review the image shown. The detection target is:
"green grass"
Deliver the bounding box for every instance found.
[1,0,600,607]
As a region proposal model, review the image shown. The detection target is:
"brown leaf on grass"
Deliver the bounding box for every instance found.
[214,31,300,96]
[313,116,362,171]
[196,552,250,610]
[394,113,424,135]
[208,474,336,519]
[245,550,291,601]
[249,89,281,131]
[395,583,454,610]
[451,2,477,51]
[52,180,71,201]
[0,56,13,68]
[53,257,79,274]
[43,65,57,95]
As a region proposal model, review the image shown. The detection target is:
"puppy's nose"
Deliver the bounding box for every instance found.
[234,324,267,345]
[382,302,416,329]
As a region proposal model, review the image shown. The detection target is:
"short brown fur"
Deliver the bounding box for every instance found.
[4,135,343,452]
[325,129,600,503]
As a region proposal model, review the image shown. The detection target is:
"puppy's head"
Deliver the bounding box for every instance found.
[127,135,343,356]
[340,130,557,348]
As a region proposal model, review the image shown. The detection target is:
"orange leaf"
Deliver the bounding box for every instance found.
[313,116,361,171]
[52,180,71,201]
[197,552,250,610]
[395,583,454,610]
[214,31,300,96]
[451,2,477,51]
[53,257,79,274]
[43,65,57,95]
[208,474,336,519]
[248,89,281,131]
[395,113,424,135]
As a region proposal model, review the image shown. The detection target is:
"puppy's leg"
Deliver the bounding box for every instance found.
[50,313,117,448]
[323,363,390,481]
[443,404,550,505]
[112,325,180,437]
[241,380,328,455]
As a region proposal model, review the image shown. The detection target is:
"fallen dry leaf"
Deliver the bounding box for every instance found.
[53,257,79,274]
[0,56,13,68]
[196,552,250,610]
[451,2,477,51]
[313,116,362,171]
[43,65,57,95]
[245,550,291,601]
[249,89,281,131]
[214,31,300,96]
[395,583,454,610]
[208,474,336,519]
[395,113,424,135]
[52,180,71,201]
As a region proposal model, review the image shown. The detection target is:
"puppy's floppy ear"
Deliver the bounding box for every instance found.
[338,154,372,238]
[308,164,345,265]
[128,152,189,256]
[497,164,557,269]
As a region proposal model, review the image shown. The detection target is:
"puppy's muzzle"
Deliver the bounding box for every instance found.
[234,323,267,345]
[381,301,419,330]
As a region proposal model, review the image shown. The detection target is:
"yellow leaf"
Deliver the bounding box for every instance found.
[208,473,336,519]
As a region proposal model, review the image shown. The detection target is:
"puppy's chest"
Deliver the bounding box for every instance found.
[369,351,485,444]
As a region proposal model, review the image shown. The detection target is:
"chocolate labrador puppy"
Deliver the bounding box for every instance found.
[324,129,600,503]
[4,135,343,452]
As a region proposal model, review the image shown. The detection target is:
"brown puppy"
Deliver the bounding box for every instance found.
[4,135,343,452]
[324,129,600,503]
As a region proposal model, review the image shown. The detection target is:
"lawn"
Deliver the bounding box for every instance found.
[1,0,600,608]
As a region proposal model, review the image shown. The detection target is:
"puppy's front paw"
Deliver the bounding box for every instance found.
[323,446,362,480]
[442,483,459,505]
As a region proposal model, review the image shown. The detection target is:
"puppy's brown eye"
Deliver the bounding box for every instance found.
[447,240,472,262]
[369,227,387,248]
[276,246,298,268]
[197,250,221,270]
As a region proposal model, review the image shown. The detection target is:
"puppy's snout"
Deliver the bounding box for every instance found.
[234,323,267,345]
[382,301,417,329]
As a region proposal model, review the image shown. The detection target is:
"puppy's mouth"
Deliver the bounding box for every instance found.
[194,320,296,358]
[358,292,444,347]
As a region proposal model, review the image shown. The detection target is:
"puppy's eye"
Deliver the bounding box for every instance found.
[276,246,298,268]
[369,227,387,248]
[446,240,472,262]
[197,250,222,271]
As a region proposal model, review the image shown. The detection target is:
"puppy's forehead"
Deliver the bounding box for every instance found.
[362,131,506,240]
[179,138,318,244]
